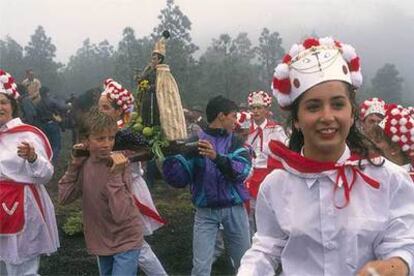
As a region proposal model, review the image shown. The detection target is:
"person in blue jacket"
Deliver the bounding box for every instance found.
[162,95,252,276]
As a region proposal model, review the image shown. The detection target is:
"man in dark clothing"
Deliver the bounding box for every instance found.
[36,87,67,164]
[16,84,38,125]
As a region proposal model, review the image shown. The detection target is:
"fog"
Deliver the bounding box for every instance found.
[1,0,413,97]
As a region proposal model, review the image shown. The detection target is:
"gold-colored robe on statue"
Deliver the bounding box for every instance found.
[155,64,187,141]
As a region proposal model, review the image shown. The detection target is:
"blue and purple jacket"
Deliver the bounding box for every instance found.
[162,128,251,208]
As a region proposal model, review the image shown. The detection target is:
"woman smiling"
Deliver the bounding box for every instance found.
[238,38,414,276]
[0,70,59,275]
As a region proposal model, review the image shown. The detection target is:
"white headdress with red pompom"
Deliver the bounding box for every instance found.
[0,69,20,100]
[102,78,134,112]
[235,111,252,130]
[271,37,362,108]
[359,97,386,121]
[247,91,272,107]
[381,104,414,153]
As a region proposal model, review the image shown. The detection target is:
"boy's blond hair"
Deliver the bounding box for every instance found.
[79,107,118,139]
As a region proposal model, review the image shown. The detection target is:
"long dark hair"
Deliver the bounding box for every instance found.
[2,93,20,118]
[287,82,383,166]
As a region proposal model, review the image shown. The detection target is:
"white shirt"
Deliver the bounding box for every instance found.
[247,119,287,169]
[238,146,414,276]
[0,118,59,264]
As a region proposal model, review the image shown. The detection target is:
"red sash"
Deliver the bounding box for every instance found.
[409,172,414,182]
[133,196,166,225]
[246,168,272,198]
[0,181,45,235]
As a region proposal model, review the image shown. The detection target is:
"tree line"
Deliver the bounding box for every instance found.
[0,0,405,110]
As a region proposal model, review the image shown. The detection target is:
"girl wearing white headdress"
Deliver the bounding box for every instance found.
[238,38,414,276]
[0,69,59,275]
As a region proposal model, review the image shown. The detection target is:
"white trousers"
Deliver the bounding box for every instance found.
[139,241,168,276]
[0,256,40,276]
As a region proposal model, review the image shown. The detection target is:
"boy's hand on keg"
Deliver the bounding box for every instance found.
[110,152,129,174]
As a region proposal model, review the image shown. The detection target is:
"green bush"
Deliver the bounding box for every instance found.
[62,211,83,236]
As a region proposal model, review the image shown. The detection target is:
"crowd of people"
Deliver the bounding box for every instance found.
[2,35,414,276]
[16,69,69,165]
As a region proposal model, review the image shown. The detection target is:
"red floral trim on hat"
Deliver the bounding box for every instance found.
[235,111,252,130]
[0,69,20,100]
[303,37,320,49]
[247,91,272,107]
[271,37,363,108]
[102,79,134,113]
[382,104,414,154]
[282,54,292,64]
[272,78,291,95]
[348,57,360,72]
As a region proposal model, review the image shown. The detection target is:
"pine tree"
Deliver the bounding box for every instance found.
[256,28,285,82]
[113,27,152,90]
[61,38,114,95]
[196,33,262,104]
[0,36,25,80]
[371,63,403,104]
[24,26,62,94]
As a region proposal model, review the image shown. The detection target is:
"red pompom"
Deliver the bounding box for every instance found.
[348,57,360,72]
[282,54,292,64]
[406,121,413,129]
[334,40,342,48]
[273,78,291,95]
[303,38,320,49]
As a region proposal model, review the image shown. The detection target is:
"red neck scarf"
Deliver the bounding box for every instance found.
[268,140,381,209]
[249,119,279,151]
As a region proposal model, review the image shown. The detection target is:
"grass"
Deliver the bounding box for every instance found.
[38,131,235,275]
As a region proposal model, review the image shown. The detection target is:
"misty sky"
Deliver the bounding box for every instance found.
[1,0,414,93]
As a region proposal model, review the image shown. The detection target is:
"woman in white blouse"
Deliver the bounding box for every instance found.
[0,70,59,275]
[238,38,414,276]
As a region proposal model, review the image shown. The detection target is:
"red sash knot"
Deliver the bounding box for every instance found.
[268,140,381,209]
[334,162,380,209]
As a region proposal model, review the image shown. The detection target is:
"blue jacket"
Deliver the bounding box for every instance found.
[162,128,251,208]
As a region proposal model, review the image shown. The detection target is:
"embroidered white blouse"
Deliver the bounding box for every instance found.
[238,146,414,276]
[247,119,288,169]
[0,118,59,264]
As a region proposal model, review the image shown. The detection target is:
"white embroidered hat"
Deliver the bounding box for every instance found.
[247,91,272,107]
[0,69,20,100]
[271,37,362,108]
[102,78,134,113]
[235,111,252,130]
[359,97,386,121]
[380,104,414,153]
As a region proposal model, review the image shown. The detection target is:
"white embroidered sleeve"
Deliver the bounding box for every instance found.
[24,154,54,184]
